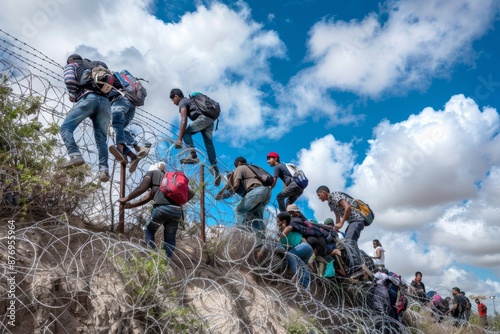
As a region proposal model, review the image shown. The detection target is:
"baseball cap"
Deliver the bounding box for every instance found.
[286,203,299,212]
[267,152,279,159]
[324,218,334,225]
[67,54,82,64]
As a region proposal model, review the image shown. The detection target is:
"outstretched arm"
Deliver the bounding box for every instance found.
[124,191,153,209]
[119,176,152,204]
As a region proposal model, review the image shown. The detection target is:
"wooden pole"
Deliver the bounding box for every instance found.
[200,164,206,243]
[118,161,126,234]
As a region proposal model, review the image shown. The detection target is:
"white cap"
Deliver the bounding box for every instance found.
[149,162,166,172]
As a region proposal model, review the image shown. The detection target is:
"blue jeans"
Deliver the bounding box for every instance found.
[143,205,182,258]
[344,220,365,274]
[286,242,313,289]
[60,93,111,171]
[276,180,303,212]
[111,96,137,155]
[236,186,271,231]
[183,115,217,166]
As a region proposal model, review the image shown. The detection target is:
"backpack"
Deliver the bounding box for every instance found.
[190,92,221,130]
[394,276,408,314]
[456,295,468,314]
[76,59,114,94]
[115,70,148,106]
[464,297,472,310]
[285,163,309,189]
[289,217,331,240]
[432,294,443,306]
[246,164,274,187]
[341,192,375,226]
[158,171,189,205]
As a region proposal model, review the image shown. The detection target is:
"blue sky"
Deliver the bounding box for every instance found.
[1,0,499,310]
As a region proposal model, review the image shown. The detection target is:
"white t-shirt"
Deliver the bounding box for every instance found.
[373,246,385,266]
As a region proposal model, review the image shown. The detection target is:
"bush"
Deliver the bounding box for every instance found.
[0,81,96,220]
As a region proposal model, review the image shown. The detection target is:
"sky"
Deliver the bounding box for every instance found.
[1,0,500,310]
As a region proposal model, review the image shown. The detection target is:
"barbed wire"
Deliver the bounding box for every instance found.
[0,30,490,333]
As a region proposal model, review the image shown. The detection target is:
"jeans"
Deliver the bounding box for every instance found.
[236,186,271,232]
[111,96,137,155]
[143,204,182,258]
[276,180,303,212]
[183,115,217,166]
[344,220,365,274]
[60,93,111,171]
[286,242,313,289]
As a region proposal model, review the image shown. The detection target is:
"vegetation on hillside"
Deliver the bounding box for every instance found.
[0,80,98,221]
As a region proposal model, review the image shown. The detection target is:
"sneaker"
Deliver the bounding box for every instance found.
[60,155,85,169]
[109,146,127,164]
[180,157,200,164]
[129,158,140,173]
[99,170,110,182]
[136,146,150,159]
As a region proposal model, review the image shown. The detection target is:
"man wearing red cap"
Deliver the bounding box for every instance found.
[266,151,303,212]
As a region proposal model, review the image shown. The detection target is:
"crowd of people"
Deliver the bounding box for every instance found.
[61,53,491,329]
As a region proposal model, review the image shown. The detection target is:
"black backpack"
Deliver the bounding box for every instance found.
[76,59,114,94]
[190,92,221,130]
[246,164,273,187]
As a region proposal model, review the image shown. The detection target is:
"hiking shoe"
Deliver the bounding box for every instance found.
[136,146,150,159]
[99,170,110,182]
[180,157,200,164]
[61,155,85,169]
[129,158,140,173]
[109,145,127,164]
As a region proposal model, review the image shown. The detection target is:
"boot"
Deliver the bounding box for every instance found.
[213,165,221,186]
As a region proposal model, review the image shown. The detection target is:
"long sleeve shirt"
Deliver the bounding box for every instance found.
[63,62,93,102]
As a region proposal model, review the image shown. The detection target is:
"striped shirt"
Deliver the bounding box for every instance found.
[63,62,94,101]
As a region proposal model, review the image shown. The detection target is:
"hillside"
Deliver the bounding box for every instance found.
[0,218,494,334]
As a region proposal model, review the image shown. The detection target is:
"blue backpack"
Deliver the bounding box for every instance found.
[115,70,148,106]
[285,163,309,189]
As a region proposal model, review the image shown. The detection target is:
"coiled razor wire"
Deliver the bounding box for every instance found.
[0,30,492,333]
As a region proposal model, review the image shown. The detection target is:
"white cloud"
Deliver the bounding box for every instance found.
[297,94,500,292]
[299,0,499,98]
[0,0,286,145]
[352,94,500,214]
[2,0,499,146]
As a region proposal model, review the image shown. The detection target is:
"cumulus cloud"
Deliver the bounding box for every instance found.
[0,0,286,144]
[297,94,500,292]
[300,0,498,98]
[3,0,498,145]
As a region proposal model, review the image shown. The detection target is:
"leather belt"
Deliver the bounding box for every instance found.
[246,184,262,192]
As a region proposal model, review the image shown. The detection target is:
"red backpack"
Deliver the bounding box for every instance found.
[159,171,189,205]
